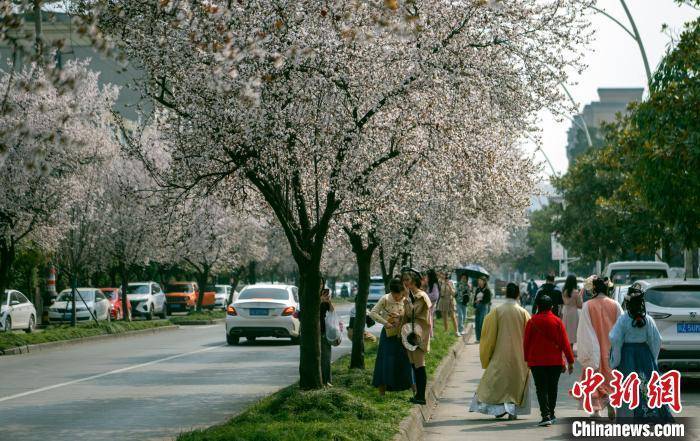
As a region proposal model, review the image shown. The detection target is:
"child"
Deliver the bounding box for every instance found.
[523,295,575,426]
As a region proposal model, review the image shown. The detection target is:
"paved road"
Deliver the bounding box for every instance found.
[0,305,354,441]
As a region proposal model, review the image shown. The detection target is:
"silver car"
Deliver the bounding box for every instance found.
[49,288,111,323]
[1,290,37,332]
[636,279,700,376]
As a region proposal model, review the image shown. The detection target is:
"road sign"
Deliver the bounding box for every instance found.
[551,234,565,261]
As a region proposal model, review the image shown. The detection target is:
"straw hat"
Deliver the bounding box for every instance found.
[401,321,424,351]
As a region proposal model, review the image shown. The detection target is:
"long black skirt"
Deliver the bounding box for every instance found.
[372,328,414,391]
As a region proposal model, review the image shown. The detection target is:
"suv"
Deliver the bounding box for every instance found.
[367,276,386,310]
[126,282,168,320]
[636,279,700,376]
[605,261,669,305]
[165,282,199,313]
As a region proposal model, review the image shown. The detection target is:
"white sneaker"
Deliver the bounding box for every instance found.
[456,332,462,337]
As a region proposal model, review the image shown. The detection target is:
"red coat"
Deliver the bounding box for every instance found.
[523,310,575,367]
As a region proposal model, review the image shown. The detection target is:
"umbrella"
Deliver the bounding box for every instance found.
[455,264,490,279]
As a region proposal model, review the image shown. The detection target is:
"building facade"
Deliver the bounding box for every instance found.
[565,88,644,164]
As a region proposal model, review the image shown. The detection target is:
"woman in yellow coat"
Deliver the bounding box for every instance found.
[469,283,531,420]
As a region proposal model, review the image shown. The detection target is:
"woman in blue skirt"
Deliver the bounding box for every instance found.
[370,276,415,395]
[609,284,674,422]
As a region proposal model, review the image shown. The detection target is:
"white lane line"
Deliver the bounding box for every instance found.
[0,344,224,404]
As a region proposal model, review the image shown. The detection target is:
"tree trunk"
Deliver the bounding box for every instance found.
[119,261,131,322]
[195,265,210,312]
[378,246,397,293]
[0,241,14,302]
[297,261,323,389]
[247,261,257,285]
[347,231,377,370]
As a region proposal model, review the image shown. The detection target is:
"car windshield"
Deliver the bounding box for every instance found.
[646,286,700,308]
[610,269,667,286]
[102,290,118,300]
[165,284,193,293]
[127,284,150,294]
[58,290,95,302]
[238,288,288,301]
[215,286,227,294]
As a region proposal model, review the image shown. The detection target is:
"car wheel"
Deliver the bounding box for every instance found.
[226,334,239,345]
[246,336,256,343]
[146,305,154,321]
[4,316,11,332]
[159,305,167,319]
[25,315,35,333]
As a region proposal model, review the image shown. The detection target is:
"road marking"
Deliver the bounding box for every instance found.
[0,344,224,404]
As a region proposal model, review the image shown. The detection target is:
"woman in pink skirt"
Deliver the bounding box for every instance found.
[561,275,582,350]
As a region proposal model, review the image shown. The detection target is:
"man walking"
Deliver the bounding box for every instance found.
[532,274,563,316]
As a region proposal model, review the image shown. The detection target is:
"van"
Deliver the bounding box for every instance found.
[367,276,386,310]
[604,261,669,304]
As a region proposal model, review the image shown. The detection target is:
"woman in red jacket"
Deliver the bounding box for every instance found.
[523,295,575,427]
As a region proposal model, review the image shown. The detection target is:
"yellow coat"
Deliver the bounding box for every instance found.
[476,299,531,406]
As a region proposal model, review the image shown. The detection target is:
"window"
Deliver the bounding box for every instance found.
[166,284,193,293]
[95,291,106,302]
[16,292,29,304]
[10,292,21,304]
[58,290,96,302]
[292,287,299,303]
[127,284,150,295]
[646,286,700,308]
[610,269,667,286]
[238,288,290,301]
[152,284,161,294]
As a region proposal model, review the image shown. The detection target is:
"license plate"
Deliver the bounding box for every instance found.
[677,323,700,333]
[250,308,269,316]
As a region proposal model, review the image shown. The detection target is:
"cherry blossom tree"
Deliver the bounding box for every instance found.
[0,61,119,297]
[94,0,592,389]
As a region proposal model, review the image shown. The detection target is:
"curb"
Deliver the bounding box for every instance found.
[0,324,180,356]
[170,318,225,326]
[393,323,474,441]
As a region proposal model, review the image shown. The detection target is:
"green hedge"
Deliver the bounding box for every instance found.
[177,325,458,441]
[0,320,172,352]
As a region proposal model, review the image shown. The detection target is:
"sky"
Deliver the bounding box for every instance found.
[527,0,700,179]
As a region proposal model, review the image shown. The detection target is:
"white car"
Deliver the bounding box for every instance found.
[126,282,167,320]
[48,288,111,323]
[213,284,237,310]
[367,276,385,310]
[636,279,700,376]
[1,290,37,332]
[605,261,670,305]
[225,284,300,345]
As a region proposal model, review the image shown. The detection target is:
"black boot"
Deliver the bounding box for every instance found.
[410,366,427,405]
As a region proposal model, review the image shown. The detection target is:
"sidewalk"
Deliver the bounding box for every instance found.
[423,332,584,441]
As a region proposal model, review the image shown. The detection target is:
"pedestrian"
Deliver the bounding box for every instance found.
[370,276,415,395]
[532,274,563,316]
[319,277,335,387]
[426,269,440,337]
[438,271,460,336]
[575,275,623,418]
[469,283,531,419]
[526,278,539,306]
[609,284,673,421]
[561,274,582,350]
[347,305,377,343]
[456,274,470,335]
[473,275,492,342]
[524,294,575,427]
[400,267,432,405]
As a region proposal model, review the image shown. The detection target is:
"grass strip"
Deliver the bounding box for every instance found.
[177,325,458,441]
[169,310,225,324]
[0,320,172,352]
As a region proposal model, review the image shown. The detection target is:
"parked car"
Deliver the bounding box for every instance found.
[635,279,700,376]
[49,288,111,323]
[201,286,217,310]
[126,282,167,320]
[606,261,670,305]
[100,287,131,320]
[213,285,236,310]
[165,282,199,313]
[1,290,36,333]
[225,284,300,345]
[367,276,385,310]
